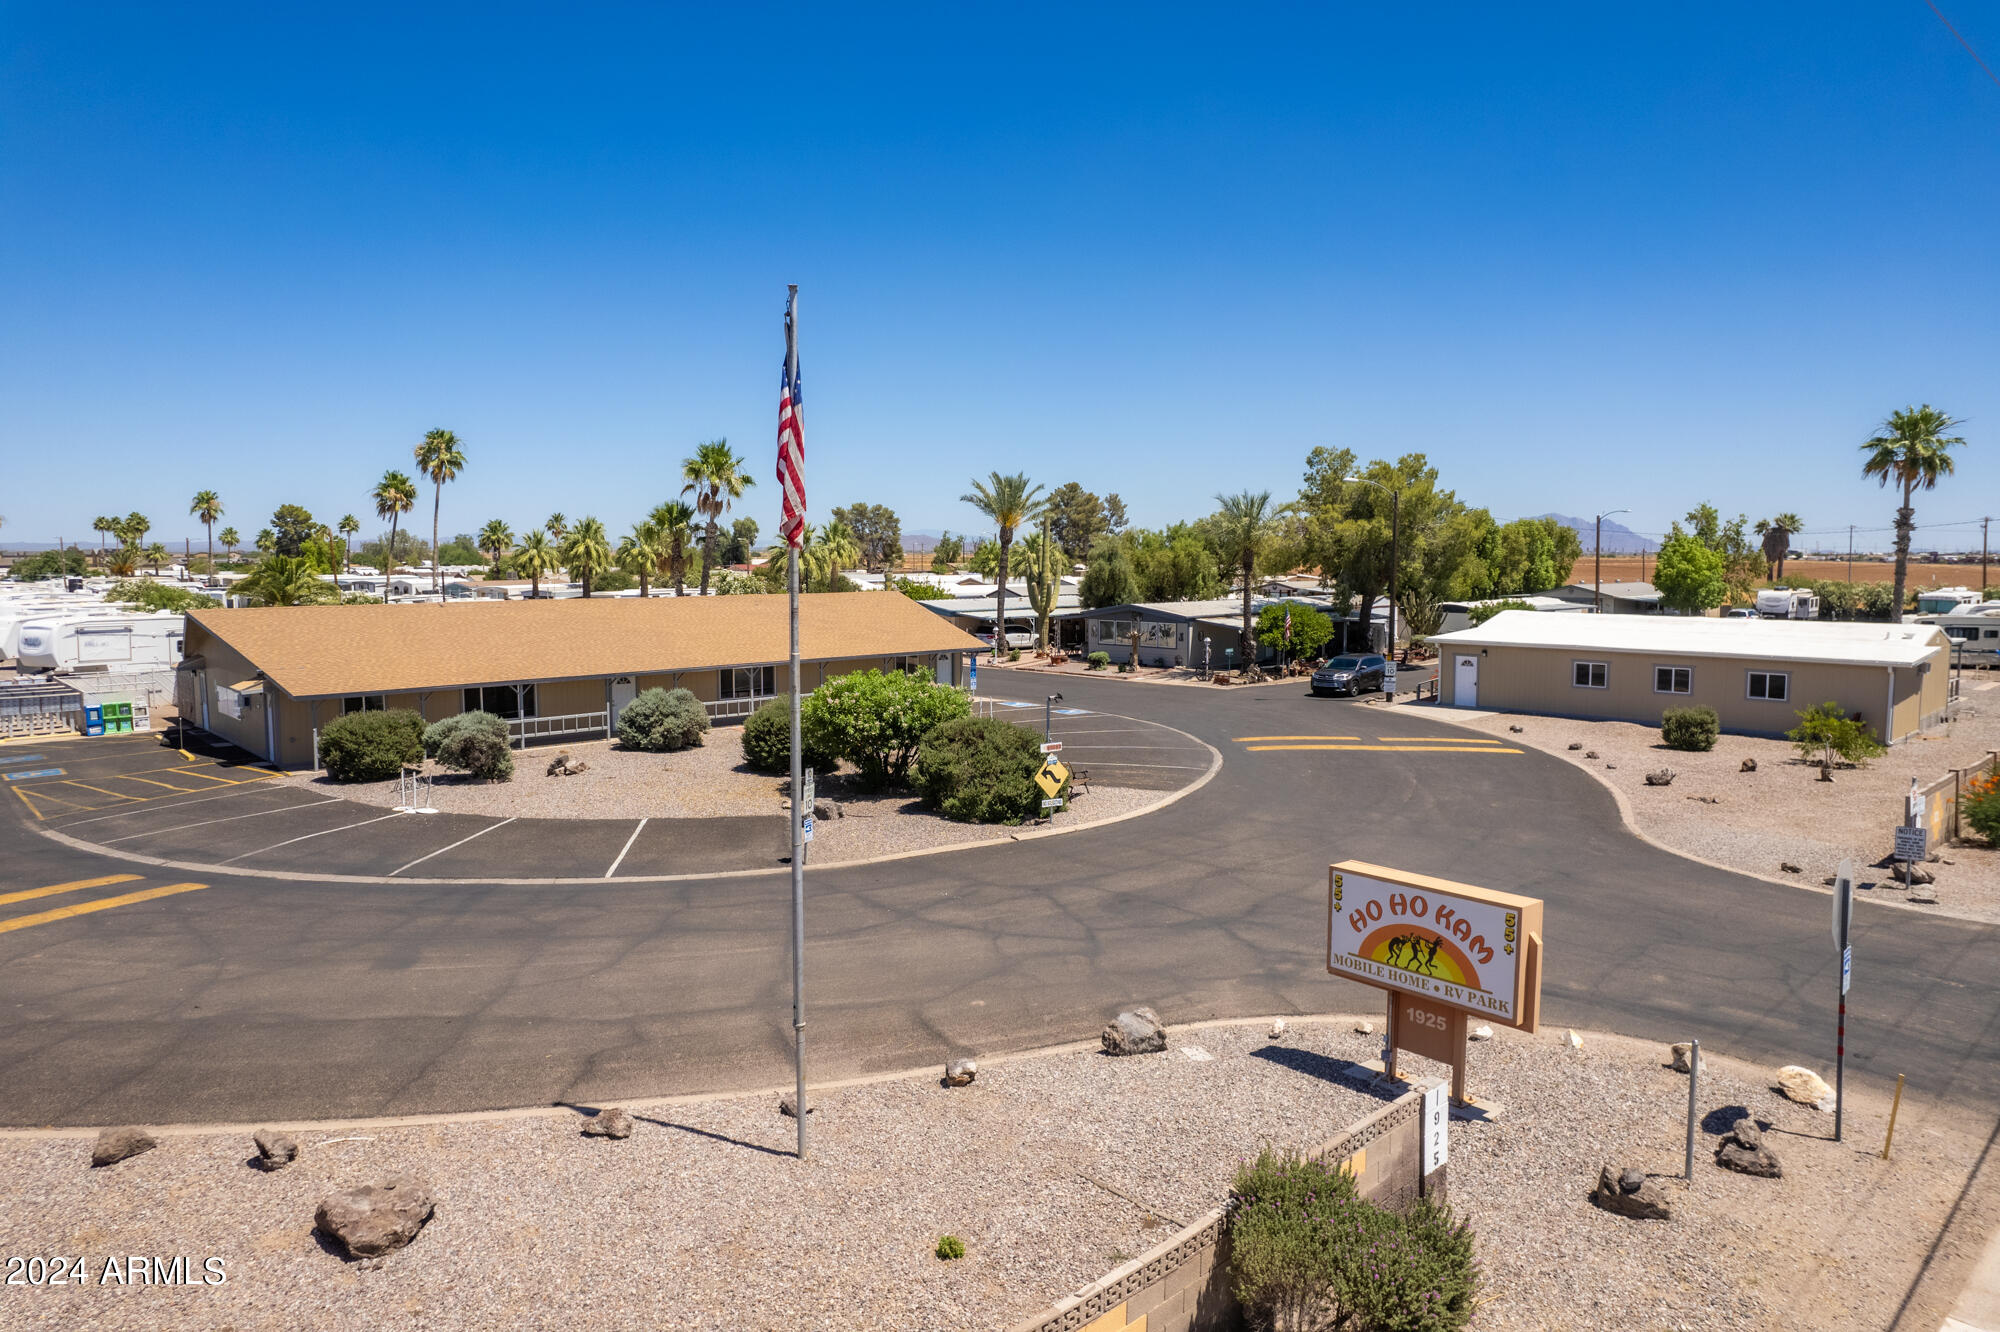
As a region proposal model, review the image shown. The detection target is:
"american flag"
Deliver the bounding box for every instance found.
[776,290,806,549]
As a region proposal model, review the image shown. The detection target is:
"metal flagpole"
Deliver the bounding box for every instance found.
[784,286,808,1160]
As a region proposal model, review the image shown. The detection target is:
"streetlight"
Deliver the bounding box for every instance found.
[1045,693,1063,744]
[1593,509,1630,614]
[1345,477,1400,659]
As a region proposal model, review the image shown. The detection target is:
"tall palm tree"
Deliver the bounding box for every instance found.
[478,519,515,572]
[373,469,418,574]
[143,542,169,575]
[1212,490,1274,669]
[413,428,467,593]
[1862,406,1966,623]
[805,519,862,592]
[120,511,151,549]
[960,472,1046,658]
[255,528,275,556]
[218,527,240,561]
[545,513,568,541]
[337,514,360,572]
[680,439,755,595]
[189,490,224,578]
[514,529,559,597]
[617,523,663,597]
[1755,513,1804,583]
[648,500,698,594]
[561,516,613,597]
[92,516,115,569]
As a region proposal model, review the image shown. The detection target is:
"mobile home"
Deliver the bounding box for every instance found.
[1753,587,1820,620]
[15,612,186,673]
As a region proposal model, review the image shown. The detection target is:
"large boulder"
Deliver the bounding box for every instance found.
[1776,1065,1835,1111]
[252,1129,299,1170]
[580,1108,633,1139]
[314,1177,435,1258]
[1715,1118,1782,1178]
[91,1127,157,1168]
[1590,1164,1672,1220]
[1101,1007,1167,1056]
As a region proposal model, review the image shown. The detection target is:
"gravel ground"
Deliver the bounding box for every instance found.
[278,734,1169,867]
[0,1019,1986,1332]
[1436,684,2000,925]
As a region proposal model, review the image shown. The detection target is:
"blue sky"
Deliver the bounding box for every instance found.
[4,4,1998,553]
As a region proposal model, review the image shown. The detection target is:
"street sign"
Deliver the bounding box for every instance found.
[1421,1081,1449,1173]
[802,767,815,812]
[1040,798,1065,809]
[1894,826,1927,863]
[968,658,977,693]
[1034,758,1071,799]
[800,815,815,843]
[1841,945,1851,996]
[1040,741,1062,754]
[1832,858,1853,948]
[1328,861,1544,1031]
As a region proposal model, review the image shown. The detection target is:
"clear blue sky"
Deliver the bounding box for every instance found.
[4,4,1997,553]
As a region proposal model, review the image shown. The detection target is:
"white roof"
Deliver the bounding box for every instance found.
[1430,610,1947,668]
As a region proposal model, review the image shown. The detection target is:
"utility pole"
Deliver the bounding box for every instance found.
[1983,518,1991,593]
[1594,509,1629,613]
[1848,526,1855,585]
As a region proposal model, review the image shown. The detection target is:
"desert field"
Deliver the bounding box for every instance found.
[1578,555,1993,589]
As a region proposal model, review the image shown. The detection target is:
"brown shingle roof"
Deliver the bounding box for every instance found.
[187,593,986,699]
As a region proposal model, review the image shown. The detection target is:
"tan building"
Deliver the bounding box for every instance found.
[178,593,984,766]
[1429,611,1952,742]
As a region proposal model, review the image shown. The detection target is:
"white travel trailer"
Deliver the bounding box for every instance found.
[1754,587,1820,620]
[1915,586,1983,616]
[15,613,185,673]
[1917,604,2000,667]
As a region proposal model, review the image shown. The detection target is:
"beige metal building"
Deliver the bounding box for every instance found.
[178,593,984,767]
[1429,611,1952,742]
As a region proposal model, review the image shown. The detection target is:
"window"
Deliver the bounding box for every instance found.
[721,666,776,699]
[463,685,537,719]
[341,694,385,714]
[1572,661,1607,689]
[1654,666,1692,694]
[1747,671,1789,701]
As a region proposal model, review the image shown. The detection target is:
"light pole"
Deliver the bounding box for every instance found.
[1594,509,1629,614]
[1045,693,1062,744]
[1345,477,1401,658]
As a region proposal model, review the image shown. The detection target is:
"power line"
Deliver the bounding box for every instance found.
[1924,0,2000,90]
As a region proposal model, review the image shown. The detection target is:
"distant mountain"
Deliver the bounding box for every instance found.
[1535,513,1658,555]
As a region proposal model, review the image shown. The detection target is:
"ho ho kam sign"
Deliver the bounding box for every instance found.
[1327,860,1543,1030]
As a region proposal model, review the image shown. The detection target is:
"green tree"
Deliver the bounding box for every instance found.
[1652,527,1728,613]
[336,514,360,571]
[1479,517,1582,595]
[720,516,760,565]
[965,538,1001,577]
[514,529,559,596]
[802,668,970,790]
[1079,538,1142,609]
[1045,482,1111,561]
[805,519,861,592]
[681,438,755,595]
[1129,525,1224,602]
[889,576,948,600]
[478,519,514,571]
[930,531,964,572]
[561,516,613,596]
[1469,598,1536,627]
[107,579,218,612]
[268,504,317,557]
[414,428,466,593]
[118,511,152,549]
[142,542,168,574]
[253,528,275,556]
[372,469,418,574]
[92,515,116,569]
[218,526,240,560]
[830,502,904,572]
[616,523,662,597]
[1210,491,1274,668]
[190,490,224,577]
[1104,493,1129,534]
[1788,701,1885,775]
[545,513,568,540]
[961,472,1046,659]
[1862,405,1966,623]
[649,500,698,594]
[1255,601,1336,660]
[236,554,336,606]
[1755,513,1804,582]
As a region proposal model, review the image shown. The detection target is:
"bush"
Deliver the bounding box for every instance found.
[1787,701,1885,771]
[1087,651,1111,671]
[912,716,1062,824]
[1661,705,1719,752]
[740,695,838,774]
[1963,765,2000,843]
[106,579,218,612]
[423,711,514,780]
[934,1235,965,1261]
[319,709,425,783]
[1229,1149,1477,1332]
[802,669,969,790]
[615,687,709,752]
[423,710,506,759]
[1007,647,1021,662]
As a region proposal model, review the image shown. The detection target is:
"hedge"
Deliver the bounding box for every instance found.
[616,687,710,752]
[741,696,839,774]
[802,669,969,790]
[1661,705,1719,752]
[319,709,425,783]
[911,715,1063,824]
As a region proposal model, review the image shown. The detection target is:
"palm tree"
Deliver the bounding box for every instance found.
[545,513,568,541]
[236,555,327,607]
[1212,490,1274,669]
[337,514,360,572]
[372,469,418,574]
[617,524,663,597]
[561,516,613,597]
[143,542,169,575]
[1862,406,1967,623]
[805,519,862,592]
[514,529,559,597]
[106,546,139,577]
[960,472,1046,658]
[680,439,755,595]
[92,516,115,569]
[648,500,698,594]
[478,519,515,572]
[255,528,275,556]
[218,527,240,561]
[413,429,467,593]
[1755,513,1804,582]
[120,511,151,550]
[189,490,224,578]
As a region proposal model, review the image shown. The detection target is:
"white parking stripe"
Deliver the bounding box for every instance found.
[53,781,301,828]
[218,812,406,864]
[1065,761,1211,770]
[605,819,649,878]
[99,797,344,844]
[390,818,517,877]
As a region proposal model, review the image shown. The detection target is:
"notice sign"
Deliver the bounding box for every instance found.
[1328,860,1544,1030]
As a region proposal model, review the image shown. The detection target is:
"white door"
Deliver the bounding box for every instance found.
[1454,654,1479,708]
[609,676,637,726]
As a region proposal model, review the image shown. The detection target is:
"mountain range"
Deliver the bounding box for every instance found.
[1536,513,1658,554]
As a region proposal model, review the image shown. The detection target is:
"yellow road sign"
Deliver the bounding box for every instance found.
[1035,758,1071,798]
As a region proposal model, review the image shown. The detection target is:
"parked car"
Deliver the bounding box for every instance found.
[1311,654,1387,697]
[976,629,1036,650]
[1723,608,1756,619]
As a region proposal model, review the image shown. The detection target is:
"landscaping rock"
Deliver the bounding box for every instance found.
[91,1127,157,1168]
[1567,742,1583,751]
[314,1177,435,1258]
[546,753,589,776]
[1669,1043,1698,1074]
[1776,1065,1835,1111]
[1268,1018,1287,1038]
[1741,757,1758,772]
[942,1059,977,1087]
[1644,768,1676,787]
[812,798,843,820]
[1508,724,1524,734]
[1354,1020,1375,1035]
[1591,1164,1672,1220]
[1909,885,1939,905]
[778,1094,815,1118]
[1469,1024,1494,1042]
[1780,862,1802,874]
[252,1129,299,1170]
[581,1107,633,1138]
[1715,1118,1782,1178]
[1585,750,1599,759]
[1902,863,1935,885]
[1101,1007,1167,1056]
[1565,1030,1584,1050]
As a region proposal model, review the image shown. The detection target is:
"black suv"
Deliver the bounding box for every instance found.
[1311,654,1388,697]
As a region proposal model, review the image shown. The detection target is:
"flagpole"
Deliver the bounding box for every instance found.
[785,285,808,1161]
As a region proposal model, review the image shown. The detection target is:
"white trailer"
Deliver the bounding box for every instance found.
[14,613,185,673]
[1754,587,1820,620]
[1918,605,2000,666]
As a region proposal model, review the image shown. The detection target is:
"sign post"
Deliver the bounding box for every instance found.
[1328,860,1544,1111]
[1832,857,1853,1142]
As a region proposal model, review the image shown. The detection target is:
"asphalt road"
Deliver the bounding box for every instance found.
[1,673,1996,1127]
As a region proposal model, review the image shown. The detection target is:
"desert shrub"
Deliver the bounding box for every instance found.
[1787,701,1885,770]
[1228,1149,1477,1332]
[802,669,969,790]
[437,726,515,780]
[1007,647,1021,662]
[1087,651,1110,670]
[740,695,838,774]
[1117,660,1133,673]
[319,709,425,783]
[1660,705,1719,752]
[1963,765,2000,843]
[1468,598,1534,628]
[934,1235,964,1261]
[616,687,710,752]
[912,716,1063,824]
[424,710,507,759]
[105,579,218,612]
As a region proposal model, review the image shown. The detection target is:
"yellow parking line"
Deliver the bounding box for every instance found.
[0,874,143,909]
[1375,736,1506,744]
[1232,735,1361,742]
[116,774,214,793]
[0,882,207,935]
[1245,744,1525,754]
[11,787,51,820]
[61,781,141,801]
